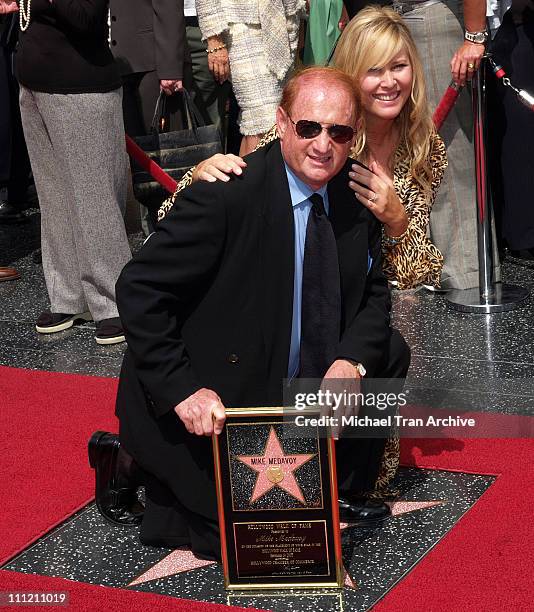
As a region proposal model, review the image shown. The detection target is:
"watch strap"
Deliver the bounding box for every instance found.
[464,29,488,44]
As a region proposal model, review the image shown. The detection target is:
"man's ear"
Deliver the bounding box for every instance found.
[276,106,288,140]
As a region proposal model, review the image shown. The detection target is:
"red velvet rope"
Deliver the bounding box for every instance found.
[432,82,462,132]
[125,135,178,195]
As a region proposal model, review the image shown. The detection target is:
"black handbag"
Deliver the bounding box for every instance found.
[130,89,223,208]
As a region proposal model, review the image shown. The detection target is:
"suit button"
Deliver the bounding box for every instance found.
[111,15,116,21]
[111,40,117,46]
[228,353,239,364]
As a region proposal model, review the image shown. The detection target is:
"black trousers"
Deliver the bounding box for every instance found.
[118,328,410,559]
[487,10,534,250]
[0,46,31,206]
[336,328,410,494]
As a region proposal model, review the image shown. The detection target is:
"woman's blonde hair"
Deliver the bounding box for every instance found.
[332,5,435,194]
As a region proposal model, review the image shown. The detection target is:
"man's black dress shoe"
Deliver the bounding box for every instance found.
[338,496,391,526]
[88,431,144,526]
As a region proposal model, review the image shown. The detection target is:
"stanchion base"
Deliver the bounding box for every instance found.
[446,283,530,313]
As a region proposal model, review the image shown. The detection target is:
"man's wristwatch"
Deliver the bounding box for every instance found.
[346,360,366,377]
[464,29,488,44]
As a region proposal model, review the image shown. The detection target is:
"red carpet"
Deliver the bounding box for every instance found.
[2,365,531,609]
[0,570,260,612]
[0,366,118,565]
[0,366,269,612]
[373,437,534,611]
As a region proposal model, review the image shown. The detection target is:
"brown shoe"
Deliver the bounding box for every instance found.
[0,267,20,282]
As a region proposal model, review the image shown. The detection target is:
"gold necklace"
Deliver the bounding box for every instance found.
[19,0,31,32]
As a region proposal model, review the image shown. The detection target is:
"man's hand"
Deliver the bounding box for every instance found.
[192,153,247,183]
[160,79,183,96]
[174,388,226,436]
[0,1,18,14]
[321,359,362,440]
[451,42,485,86]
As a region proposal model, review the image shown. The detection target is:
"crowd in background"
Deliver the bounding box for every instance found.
[1,0,533,342]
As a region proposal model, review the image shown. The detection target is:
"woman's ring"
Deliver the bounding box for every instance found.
[368,193,378,203]
[467,62,475,70]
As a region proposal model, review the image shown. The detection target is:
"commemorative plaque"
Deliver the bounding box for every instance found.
[212,407,343,590]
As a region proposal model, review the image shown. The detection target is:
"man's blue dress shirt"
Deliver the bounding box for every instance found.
[285,163,329,379]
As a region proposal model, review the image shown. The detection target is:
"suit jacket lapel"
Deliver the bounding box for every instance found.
[259,141,294,398]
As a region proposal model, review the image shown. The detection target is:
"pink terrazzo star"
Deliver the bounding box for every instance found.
[127,547,214,586]
[126,500,445,589]
[341,500,445,589]
[236,426,316,504]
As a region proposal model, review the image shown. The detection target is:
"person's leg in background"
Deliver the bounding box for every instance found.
[404,0,501,289]
[0,48,24,281]
[489,11,534,257]
[121,71,162,236]
[19,86,89,319]
[44,90,131,331]
[2,61,31,223]
[184,17,230,134]
[0,38,32,225]
[20,87,131,341]
[0,41,11,195]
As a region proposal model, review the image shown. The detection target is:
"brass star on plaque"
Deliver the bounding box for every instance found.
[236,426,316,504]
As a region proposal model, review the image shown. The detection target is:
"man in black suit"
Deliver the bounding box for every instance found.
[109,0,187,135]
[89,66,410,560]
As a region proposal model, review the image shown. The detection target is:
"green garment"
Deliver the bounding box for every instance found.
[303,0,344,66]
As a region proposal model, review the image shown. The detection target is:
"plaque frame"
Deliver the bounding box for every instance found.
[213,407,343,590]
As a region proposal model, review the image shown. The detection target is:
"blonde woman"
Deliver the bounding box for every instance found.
[332,5,446,290]
[161,6,447,292]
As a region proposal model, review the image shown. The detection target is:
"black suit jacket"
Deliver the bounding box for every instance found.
[116,140,391,419]
[109,0,186,79]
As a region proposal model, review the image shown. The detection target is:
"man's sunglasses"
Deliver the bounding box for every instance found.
[287,114,355,144]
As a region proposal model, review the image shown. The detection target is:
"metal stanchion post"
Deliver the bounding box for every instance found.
[446,56,529,313]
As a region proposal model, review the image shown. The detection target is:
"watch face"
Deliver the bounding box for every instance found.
[466,31,487,43]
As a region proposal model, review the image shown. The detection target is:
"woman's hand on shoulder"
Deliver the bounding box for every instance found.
[192,154,247,184]
[348,160,408,236]
[0,1,19,14]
